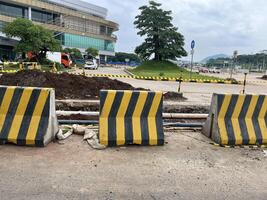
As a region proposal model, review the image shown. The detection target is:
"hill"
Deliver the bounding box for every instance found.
[201,54,229,63]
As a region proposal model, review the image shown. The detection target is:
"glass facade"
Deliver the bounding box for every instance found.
[0,21,6,31]
[62,33,114,52]
[0,1,116,56]
[0,45,16,60]
[32,9,59,24]
[0,1,28,18]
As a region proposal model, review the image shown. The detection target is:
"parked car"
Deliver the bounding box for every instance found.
[209,67,221,73]
[199,67,209,73]
[84,59,98,70]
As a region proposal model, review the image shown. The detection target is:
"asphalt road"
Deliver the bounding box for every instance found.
[75,67,267,106]
[0,130,266,200]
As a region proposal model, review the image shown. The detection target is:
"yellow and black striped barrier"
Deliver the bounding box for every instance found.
[4,69,267,85]
[203,94,267,146]
[99,90,164,146]
[69,72,240,84]
[0,86,58,147]
[0,69,18,73]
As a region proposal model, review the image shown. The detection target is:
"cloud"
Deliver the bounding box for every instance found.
[86,0,267,61]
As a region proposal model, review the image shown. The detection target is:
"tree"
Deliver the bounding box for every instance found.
[63,48,82,58]
[86,47,99,57]
[3,18,60,62]
[134,1,187,61]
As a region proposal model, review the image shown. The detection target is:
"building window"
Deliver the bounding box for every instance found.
[63,33,114,52]
[100,25,106,35]
[104,40,114,51]
[0,2,28,18]
[31,9,59,24]
[107,27,113,36]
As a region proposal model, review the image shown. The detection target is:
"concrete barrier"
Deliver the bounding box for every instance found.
[0,86,58,147]
[203,94,267,145]
[99,90,164,146]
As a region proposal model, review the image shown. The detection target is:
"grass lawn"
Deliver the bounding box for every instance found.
[129,60,221,80]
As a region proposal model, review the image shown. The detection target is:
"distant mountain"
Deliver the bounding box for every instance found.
[201,54,230,63]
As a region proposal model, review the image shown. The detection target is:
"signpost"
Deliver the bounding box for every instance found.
[190,40,195,79]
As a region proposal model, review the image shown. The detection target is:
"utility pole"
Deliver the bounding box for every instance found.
[190,40,195,80]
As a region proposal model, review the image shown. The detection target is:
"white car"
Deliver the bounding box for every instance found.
[84,59,98,70]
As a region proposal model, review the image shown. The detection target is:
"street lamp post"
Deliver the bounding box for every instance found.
[190,40,195,80]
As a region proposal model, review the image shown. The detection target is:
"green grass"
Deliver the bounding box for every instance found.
[129,60,220,80]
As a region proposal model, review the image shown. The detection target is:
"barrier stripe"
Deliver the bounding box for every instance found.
[245,95,258,145]
[116,91,132,146]
[231,95,245,145]
[99,90,116,146]
[8,88,33,144]
[26,89,49,145]
[140,92,155,145]
[17,89,41,145]
[132,92,148,144]
[259,96,267,144]
[0,87,15,134]
[35,96,50,147]
[225,95,238,145]
[108,92,123,146]
[148,92,162,145]
[238,96,251,144]
[124,92,139,144]
[156,96,164,145]
[218,95,231,144]
[252,95,265,144]
[0,88,23,140]
[1,70,248,84]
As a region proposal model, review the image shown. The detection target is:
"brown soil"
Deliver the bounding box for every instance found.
[262,75,267,80]
[163,92,187,101]
[0,70,186,101]
[0,70,136,99]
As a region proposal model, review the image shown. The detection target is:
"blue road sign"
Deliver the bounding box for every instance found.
[191,40,195,49]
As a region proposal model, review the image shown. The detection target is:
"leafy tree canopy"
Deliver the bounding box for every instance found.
[134,1,187,61]
[63,48,82,58]
[86,47,99,57]
[3,18,61,62]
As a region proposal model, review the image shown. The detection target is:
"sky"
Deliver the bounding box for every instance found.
[88,0,267,61]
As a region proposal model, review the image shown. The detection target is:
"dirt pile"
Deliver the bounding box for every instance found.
[163,92,187,101]
[0,70,135,99]
[0,70,191,101]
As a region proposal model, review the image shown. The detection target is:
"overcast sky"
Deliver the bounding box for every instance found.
[87,0,267,61]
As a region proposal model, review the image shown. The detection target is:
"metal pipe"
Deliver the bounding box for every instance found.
[163,122,203,128]
[56,111,208,119]
[56,111,99,116]
[162,113,208,119]
[58,120,99,125]
[58,120,204,128]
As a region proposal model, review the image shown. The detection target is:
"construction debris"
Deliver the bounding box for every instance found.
[57,124,106,150]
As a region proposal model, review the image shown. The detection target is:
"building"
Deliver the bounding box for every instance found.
[0,0,119,62]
